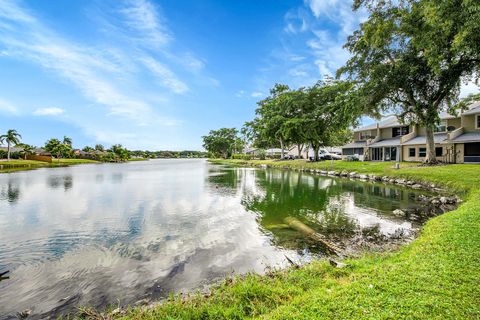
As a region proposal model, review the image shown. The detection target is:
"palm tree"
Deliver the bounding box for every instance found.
[0,129,22,161]
[63,136,72,146]
[18,144,35,160]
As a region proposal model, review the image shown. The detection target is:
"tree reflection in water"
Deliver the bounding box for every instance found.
[208,167,429,254]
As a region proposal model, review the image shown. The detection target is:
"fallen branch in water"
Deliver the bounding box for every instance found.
[284,217,342,256]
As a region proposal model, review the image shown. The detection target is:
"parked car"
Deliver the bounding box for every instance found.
[282,155,295,160]
[309,149,342,161]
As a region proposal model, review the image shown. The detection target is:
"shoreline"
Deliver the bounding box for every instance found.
[76,159,480,319]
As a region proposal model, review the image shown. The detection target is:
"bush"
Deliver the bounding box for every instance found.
[346,155,360,161]
[232,154,253,160]
[257,149,266,160]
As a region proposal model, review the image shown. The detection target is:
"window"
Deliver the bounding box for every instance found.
[419,148,427,157]
[465,143,480,156]
[343,148,364,156]
[476,115,480,129]
[435,147,443,157]
[409,148,416,157]
[435,120,447,132]
[359,131,373,140]
[392,126,409,137]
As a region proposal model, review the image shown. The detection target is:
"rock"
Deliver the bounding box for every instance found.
[439,196,448,204]
[17,310,32,319]
[110,308,121,316]
[358,174,368,180]
[393,209,405,217]
[418,195,429,202]
[315,169,322,173]
[348,172,357,177]
[328,171,336,176]
[382,176,389,182]
[320,170,327,175]
[406,180,414,185]
[329,259,347,268]
[340,171,348,177]
[134,298,150,306]
[395,179,406,184]
[411,184,423,189]
[431,199,441,205]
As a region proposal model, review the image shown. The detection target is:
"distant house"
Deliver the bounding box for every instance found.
[0,146,23,154]
[73,149,105,159]
[341,101,480,163]
[33,148,51,156]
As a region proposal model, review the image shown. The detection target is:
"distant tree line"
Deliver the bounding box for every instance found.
[0,130,207,162]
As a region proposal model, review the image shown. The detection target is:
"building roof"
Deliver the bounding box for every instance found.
[342,141,367,149]
[402,133,449,146]
[462,101,480,115]
[368,137,402,147]
[0,146,23,152]
[354,116,401,132]
[451,132,480,143]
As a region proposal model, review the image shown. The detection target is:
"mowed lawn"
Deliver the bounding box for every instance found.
[0,158,99,173]
[102,160,480,320]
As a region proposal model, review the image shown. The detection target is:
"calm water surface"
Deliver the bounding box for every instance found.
[0,159,434,318]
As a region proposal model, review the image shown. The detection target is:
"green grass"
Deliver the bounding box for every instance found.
[0,158,100,173]
[92,159,480,320]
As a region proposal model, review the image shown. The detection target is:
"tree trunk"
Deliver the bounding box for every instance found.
[311,143,320,161]
[424,125,437,164]
[7,142,10,161]
[297,144,303,159]
[279,139,285,159]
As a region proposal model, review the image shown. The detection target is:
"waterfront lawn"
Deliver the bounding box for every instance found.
[104,160,480,320]
[0,158,100,173]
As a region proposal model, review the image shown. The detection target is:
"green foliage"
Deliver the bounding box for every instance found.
[0,129,22,160]
[107,144,130,162]
[94,144,104,152]
[232,154,253,160]
[202,128,240,159]
[44,138,73,160]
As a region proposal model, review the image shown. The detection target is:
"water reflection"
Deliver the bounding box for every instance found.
[207,167,430,253]
[0,178,21,203]
[0,161,435,319]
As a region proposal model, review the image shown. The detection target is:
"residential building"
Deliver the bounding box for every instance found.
[341,102,480,163]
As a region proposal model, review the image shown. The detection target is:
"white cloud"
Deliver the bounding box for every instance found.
[251,92,263,98]
[306,0,341,18]
[235,90,245,97]
[119,0,171,47]
[139,55,188,94]
[0,98,18,114]
[33,107,65,116]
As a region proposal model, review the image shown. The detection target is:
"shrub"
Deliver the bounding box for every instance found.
[232,154,253,160]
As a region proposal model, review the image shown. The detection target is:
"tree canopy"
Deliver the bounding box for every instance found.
[202,128,240,159]
[339,0,480,163]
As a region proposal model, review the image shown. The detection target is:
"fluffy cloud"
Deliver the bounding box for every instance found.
[33,107,65,116]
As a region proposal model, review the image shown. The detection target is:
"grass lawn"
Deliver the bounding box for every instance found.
[54,158,100,164]
[100,159,480,319]
[0,158,100,173]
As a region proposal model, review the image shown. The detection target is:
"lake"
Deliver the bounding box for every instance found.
[0,159,436,318]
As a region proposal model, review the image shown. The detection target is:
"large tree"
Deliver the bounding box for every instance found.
[202,128,239,159]
[44,138,72,162]
[340,0,480,163]
[297,79,359,161]
[252,84,292,159]
[0,129,22,161]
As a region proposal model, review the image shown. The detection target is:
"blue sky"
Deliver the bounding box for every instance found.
[0,0,478,150]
